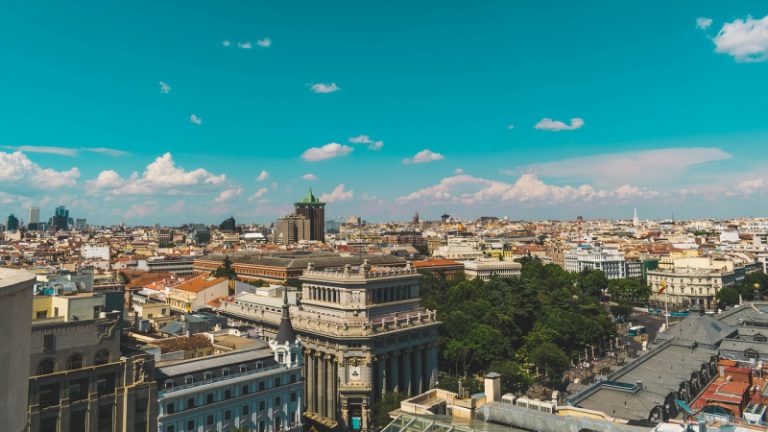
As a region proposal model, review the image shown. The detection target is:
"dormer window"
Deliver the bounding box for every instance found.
[164,380,174,389]
[184,375,194,384]
[239,364,248,373]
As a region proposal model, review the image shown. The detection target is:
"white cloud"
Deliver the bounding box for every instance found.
[190,114,203,126]
[301,143,353,161]
[222,40,231,47]
[534,117,584,131]
[159,81,171,94]
[301,173,318,181]
[398,173,659,206]
[83,147,127,157]
[0,151,80,188]
[348,135,384,150]
[2,145,77,156]
[256,170,269,181]
[88,152,226,196]
[124,203,155,219]
[454,168,464,175]
[697,17,713,30]
[248,187,269,201]
[515,147,731,188]
[320,184,354,203]
[714,15,768,62]
[736,178,766,195]
[238,41,252,49]
[310,83,340,94]
[507,124,515,129]
[214,187,243,202]
[402,149,445,164]
[257,38,271,47]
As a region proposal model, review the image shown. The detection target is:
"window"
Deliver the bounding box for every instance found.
[242,405,250,416]
[242,385,249,395]
[275,378,281,387]
[259,421,266,432]
[98,404,113,432]
[222,368,230,376]
[275,397,281,406]
[166,402,175,414]
[187,398,195,409]
[66,353,84,370]
[68,379,89,401]
[39,383,60,409]
[186,420,195,431]
[206,393,214,404]
[36,310,47,319]
[184,375,194,384]
[43,334,55,352]
[164,380,174,389]
[96,373,115,395]
[206,414,214,426]
[224,410,232,420]
[166,426,175,432]
[94,349,110,365]
[37,357,55,375]
[204,371,213,380]
[224,389,232,399]
[290,374,296,384]
[259,400,266,411]
[258,381,265,391]
[291,392,297,402]
[239,364,248,372]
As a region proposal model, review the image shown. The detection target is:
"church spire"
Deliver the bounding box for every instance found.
[274,288,297,345]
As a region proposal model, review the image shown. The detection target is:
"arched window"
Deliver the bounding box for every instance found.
[94,349,110,365]
[66,353,84,370]
[37,357,55,375]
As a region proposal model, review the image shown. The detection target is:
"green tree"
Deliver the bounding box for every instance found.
[716,286,741,308]
[372,392,406,428]
[577,269,609,298]
[530,342,570,386]
[212,255,237,279]
[608,278,651,304]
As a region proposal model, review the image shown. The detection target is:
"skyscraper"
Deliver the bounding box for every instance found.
[50,206,69,231]
[29,207,39,225]
[6,214,19,231]
[294,188,325,242]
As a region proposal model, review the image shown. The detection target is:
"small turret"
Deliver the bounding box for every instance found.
[269,288,302,367]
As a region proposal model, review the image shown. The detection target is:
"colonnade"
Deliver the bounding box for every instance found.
[373,344,437,398]
[304,349,339,421]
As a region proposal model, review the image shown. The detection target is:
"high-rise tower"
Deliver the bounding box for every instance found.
[294,188,325,242]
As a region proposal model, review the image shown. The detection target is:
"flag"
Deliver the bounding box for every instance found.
[658,280,667,294]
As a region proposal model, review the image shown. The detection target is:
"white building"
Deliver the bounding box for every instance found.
[564,244,626,279]
[81,244,110,260]
[464,259,522,281]
[432,237,484,261]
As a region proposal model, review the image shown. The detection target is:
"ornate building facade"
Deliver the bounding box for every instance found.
[214,260,440,431]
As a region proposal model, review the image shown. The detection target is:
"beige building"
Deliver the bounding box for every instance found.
[276,214,311,245]
[32,292,105,321]
[166,275,229,313]
[27,312,157,432]
[214,260,440,431]
[463,259,522,281]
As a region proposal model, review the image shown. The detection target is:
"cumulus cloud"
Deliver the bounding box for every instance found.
[159,81,171,94]
[124,203,155,219]
[534,117,584,131]
[510,147,731,189]
[310,83,340,93]
[301,143,353,161]
[454,168,464,175]
[222,40,231,47]
[256,170,269,181]
[214,187,243,202]
[697,17,713,30]
[190,114,203,126]
[348,135,384,150]
[301,173,318,181]
[257,38,271,47]
[0,151,80,188]
[320,184,354,202]
[402,149,445,164]
[88,153,226,196]
[714,15,768,62]
[248,187,269,201]
[398,173,659,206]
[238,41,252,49]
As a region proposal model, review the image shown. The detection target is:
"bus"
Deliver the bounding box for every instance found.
[628,325,647,337]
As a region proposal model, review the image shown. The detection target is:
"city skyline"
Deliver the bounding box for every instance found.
[3,2,768,224]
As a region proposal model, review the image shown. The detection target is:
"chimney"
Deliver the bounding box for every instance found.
[485,372,501,403]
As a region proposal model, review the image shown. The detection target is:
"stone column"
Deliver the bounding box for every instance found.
[429,344,438,389]
[326,354,335,420]
[306,349,315,414]
[318,353,327,418]
[413,347,423,394]
[379,354,388,395]
[403,349,412,396]
[391,352,400,393]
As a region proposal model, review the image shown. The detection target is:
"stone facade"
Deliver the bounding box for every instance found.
[214,260,440,431]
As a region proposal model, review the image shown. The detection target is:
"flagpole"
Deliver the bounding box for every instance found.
[664,280,669,331]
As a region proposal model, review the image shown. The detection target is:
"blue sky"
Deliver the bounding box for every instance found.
[2,1,768,225]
